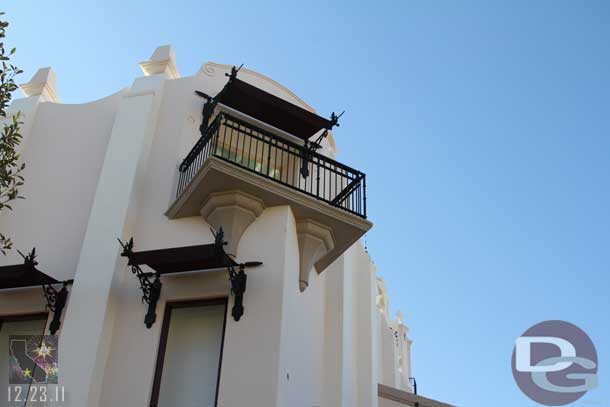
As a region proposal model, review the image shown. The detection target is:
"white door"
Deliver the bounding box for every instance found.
[155,300,226,407]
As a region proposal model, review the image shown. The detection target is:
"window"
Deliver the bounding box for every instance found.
[215,141,283,180]
[0,314,48,407]
[150,299,227,407]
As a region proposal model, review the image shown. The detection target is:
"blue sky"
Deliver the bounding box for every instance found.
[6,1,609,406]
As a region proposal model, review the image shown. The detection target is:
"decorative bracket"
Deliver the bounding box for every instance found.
[211,227,262,321]
[118,238,162,329]
[43,281,73,335]
[226,261,262,321]
[227,264,247,321]
[195,64,243,135]
[300,111,344,178]
[17,248,74,335]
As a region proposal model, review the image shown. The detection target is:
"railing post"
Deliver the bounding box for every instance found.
[213,115,221,157]
[362,174,367,219]
[316,160,321,197]
[266,138,272,176]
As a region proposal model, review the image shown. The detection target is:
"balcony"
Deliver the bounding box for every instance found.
[166,70,372,280]
[175,112,367,218]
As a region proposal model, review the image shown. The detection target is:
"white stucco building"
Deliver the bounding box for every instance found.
[0,46,454,407]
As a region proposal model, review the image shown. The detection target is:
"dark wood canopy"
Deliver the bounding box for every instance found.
[217,78,333,141]
[0,263,59,290]
[126,243,237,275]
[119,236,260,325]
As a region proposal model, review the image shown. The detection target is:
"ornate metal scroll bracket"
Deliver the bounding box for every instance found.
[17,248,74,335]
[300,111,344,178]
[228,264,247,321]
[118,238,161,329]
[195,64,243,135]
[212,227,262,322]
[43,280,73,335]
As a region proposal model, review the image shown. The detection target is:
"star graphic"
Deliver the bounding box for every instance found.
[34,341,54,360]
[23,368,31,377]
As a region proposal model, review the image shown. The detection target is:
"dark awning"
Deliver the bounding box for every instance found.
[126,244,237,275]
[217,78,333,141]
[0,249,73,335]
[119,233,262,326]
[0,263,59,290]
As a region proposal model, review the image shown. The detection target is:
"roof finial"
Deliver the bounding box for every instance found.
[19,68,59,102]
[225,64,243,81]
[139,45,180,79]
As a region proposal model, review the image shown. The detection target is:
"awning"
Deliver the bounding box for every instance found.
[126,244,237,275]
[217,78,333,141]
[0,263,59,290]
[119,233,262,327]
[0,249,73,335]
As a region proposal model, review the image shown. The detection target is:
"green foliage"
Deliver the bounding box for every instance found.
[0,12,24,255]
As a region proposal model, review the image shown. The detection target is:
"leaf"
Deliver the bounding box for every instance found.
[0,12,24,255]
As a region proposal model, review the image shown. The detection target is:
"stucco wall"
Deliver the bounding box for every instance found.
[0,91,122,316]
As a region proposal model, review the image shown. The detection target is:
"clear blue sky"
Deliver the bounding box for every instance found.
[6,1,609,406]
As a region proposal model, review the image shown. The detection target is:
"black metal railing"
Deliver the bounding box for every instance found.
[177,112,367,218]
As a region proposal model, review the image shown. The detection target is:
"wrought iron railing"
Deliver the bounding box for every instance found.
[177,112,367,218]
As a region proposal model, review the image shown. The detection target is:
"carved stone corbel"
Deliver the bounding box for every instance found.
[296,220,335,292]
[200,190,264,256]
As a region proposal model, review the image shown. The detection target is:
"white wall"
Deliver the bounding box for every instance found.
[0,92,122,278]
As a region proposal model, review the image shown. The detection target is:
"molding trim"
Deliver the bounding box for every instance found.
[378,384,456,407]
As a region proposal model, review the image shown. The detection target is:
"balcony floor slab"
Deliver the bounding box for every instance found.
[166,157,372,272]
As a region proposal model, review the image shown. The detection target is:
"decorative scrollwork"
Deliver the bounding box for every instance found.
[133,266,155,305]
[300,111,343,179]
[42,281,71,335]
[212,227,249,321]
[118,238,162,329]
[228,264,247,322]
[43,284,59,312]
[17,247,71,335]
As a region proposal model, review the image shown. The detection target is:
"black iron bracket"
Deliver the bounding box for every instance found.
[227,264,247,321]
[17,248,74,335]
[300,111,344,178]
[42,281,73,335]
[211,227,262,322]
[118,238,162,329]
[195,64,243,136]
